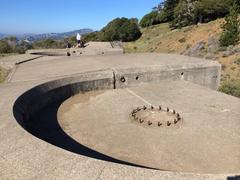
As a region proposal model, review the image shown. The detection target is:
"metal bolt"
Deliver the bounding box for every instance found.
[167,121,171,126]
[173,110,176,114]
[177,117,181,121]
[148,121,152,126]
[120,76,126,83]
[177,113,180,118]
[143,106,147,110]
[174,119,178,124]
[151,106,154,110]
[158,122,162,126]
[167,107,169,112]
[159,106,162,110]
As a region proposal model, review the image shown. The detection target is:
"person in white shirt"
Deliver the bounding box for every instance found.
[76,33,82,48]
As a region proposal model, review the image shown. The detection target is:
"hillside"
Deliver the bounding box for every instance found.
[0,29,93,42]
[124,19,240,96]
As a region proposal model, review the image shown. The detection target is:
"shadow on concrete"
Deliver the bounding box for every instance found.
[13,100,155,170]
[227,176,240,180]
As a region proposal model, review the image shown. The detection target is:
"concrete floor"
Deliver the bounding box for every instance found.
[0,51,239,179]
[58,80,240,174]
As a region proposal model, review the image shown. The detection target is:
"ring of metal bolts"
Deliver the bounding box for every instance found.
[130,105,182,127]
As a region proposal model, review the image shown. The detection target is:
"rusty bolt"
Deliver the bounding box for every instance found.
[148,121,152,126]
[159,106,162,110]
[120,76,126,83]
[151,106,154,110]
[140,119,144,123]
[177,117,181,121]
[167,107,169,112]
[143,106,147,110]
[167,121,171,126]
[177,113,180,118]
[173,110,176,114]
[174,119,178,124]
[158,122,162,126]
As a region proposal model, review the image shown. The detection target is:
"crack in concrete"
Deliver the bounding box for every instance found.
[96,166,106,180]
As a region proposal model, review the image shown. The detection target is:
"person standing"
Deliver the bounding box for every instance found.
[76,33,82,48]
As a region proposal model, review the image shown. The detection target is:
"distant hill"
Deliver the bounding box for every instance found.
[0,29,93,42]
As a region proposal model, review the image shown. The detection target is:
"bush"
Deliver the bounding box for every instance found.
[32,39,65,49]
[82,32,101,42]
[140,11,162,28]
[219,4,240,47]
[99,18,142,42]
[0,40,12,53]
[219,79,240,97]
[234,58,240,65]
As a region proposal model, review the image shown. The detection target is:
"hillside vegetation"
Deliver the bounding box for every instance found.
[124,19,240,97]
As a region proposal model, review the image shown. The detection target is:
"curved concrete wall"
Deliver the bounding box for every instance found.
[13,61,221,126]
[13,69,114,126]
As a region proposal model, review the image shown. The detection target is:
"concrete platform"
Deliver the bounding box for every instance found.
[26,42,124,57]
[58,81,240,174]
[0,53,239,179]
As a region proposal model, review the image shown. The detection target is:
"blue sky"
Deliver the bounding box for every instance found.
[0,0,161,34]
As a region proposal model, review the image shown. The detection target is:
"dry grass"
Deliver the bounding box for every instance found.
[124,19,240,84]
[0,66,8,83]
[124,19,224,54]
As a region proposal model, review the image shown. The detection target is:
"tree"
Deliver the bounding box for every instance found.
[195,0,233,23]
[139,11,161,28]
[171,0,197,28]
[99,18,141,42]
[161,0,180,21]
[219,3,240,47]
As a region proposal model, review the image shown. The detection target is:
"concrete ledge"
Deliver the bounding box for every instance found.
[114,64,221,90]
[13,69,114,125]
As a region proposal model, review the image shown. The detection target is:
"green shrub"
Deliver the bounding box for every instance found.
[82,32,101,42]
[234,58,240,65]
[140,11,162,28]
[219,4,240,47]
[32,39,65,49]
[0,40,12,53]
[99,18,142,42]
[219,79,240,97]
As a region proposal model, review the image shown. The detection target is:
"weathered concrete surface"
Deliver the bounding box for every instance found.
[58,80,240,174]
[8,53,220,90]
[0,52,238,179]
[70,42,124,56]
[26,42,124,57]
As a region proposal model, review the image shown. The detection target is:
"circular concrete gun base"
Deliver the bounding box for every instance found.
[57,84,240,174]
